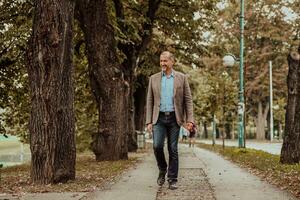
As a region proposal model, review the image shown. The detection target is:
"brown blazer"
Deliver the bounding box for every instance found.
[146,70,194,126]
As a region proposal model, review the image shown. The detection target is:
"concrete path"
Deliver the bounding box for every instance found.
[82,150,158,200]
[192,145,296,200]
[82,145,216,200]
[199,139,283,155]
[1,144,298,200]
[83,144,297,200]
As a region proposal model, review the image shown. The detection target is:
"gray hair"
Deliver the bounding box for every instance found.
[160,51,175,62]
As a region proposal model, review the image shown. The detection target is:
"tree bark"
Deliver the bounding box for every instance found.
[75,0,128,161]
[255,101,269,140]
[216,126,220,138]
[280,49,300,164]
[134,75,147,132]
[127,82,137,152]
[266,111,270,139]
[231,120,235,139]
[225,123,231,139]
[27,0,76,184]
[278,123,283,139]
[126,61,138,152]
[203,121,208,139]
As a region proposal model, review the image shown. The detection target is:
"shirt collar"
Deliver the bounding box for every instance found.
[162,70,174,77]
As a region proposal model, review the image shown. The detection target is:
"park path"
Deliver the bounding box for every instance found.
[83,144,215,200]
[199,139,283,155]
[83,143,297,200]
[1,144,298,200]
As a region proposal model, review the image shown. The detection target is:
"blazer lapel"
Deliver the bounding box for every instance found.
[173,70,179,96]
[156,72,162,99]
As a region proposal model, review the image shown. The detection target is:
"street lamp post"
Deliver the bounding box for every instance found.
[269,61,274,141]
[223,53,245,148]
[238,0,245,148]
[222,0,245,148]
[212,114,216,146]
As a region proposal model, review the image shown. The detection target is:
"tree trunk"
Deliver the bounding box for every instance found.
[27,0,76,184]
[232,121,235,139]
[111,0,161,151]
[255,101,269,140]
[134,88,146,132]
[127,72,137,152]
[216,126,220,138]
[203,121,208,139]
[225,123,231,139]
[280,49,300,164]
[134,75,147,131]
[75,0,128,161]
[132,77,147,147]
[266,111,270,140]
[278,123,283,140]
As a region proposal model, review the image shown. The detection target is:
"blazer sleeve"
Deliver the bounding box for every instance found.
[146,76,154,125]
[184,75,194,123]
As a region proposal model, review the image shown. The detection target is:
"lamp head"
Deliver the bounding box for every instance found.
[223,54,236,67]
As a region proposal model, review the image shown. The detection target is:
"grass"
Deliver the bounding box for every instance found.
[0,151,147,194]
[199,143,300,198]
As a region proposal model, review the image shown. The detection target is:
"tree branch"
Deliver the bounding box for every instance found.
[136,0,162,55]
[113,0,125,20]
[112,0,130,58]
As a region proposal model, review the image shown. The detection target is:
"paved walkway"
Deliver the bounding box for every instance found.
[82,145,215,200]
[1,144,297,200]
[192,145,296,200]
[199,139,283,155]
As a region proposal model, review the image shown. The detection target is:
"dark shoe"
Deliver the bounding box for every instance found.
[168,181,178,190]
[157,171,166,186]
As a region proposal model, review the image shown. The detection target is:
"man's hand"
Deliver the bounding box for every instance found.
[186,122,193,131]
[147,123,153,134]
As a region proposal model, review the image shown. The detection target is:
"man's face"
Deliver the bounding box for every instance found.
[160,54,174,72]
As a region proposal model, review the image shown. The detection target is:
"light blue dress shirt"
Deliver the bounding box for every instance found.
[160,71,175,112]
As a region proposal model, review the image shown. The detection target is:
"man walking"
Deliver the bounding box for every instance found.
[146,51,194,190]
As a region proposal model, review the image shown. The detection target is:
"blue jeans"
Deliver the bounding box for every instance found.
[153,112,180,182]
